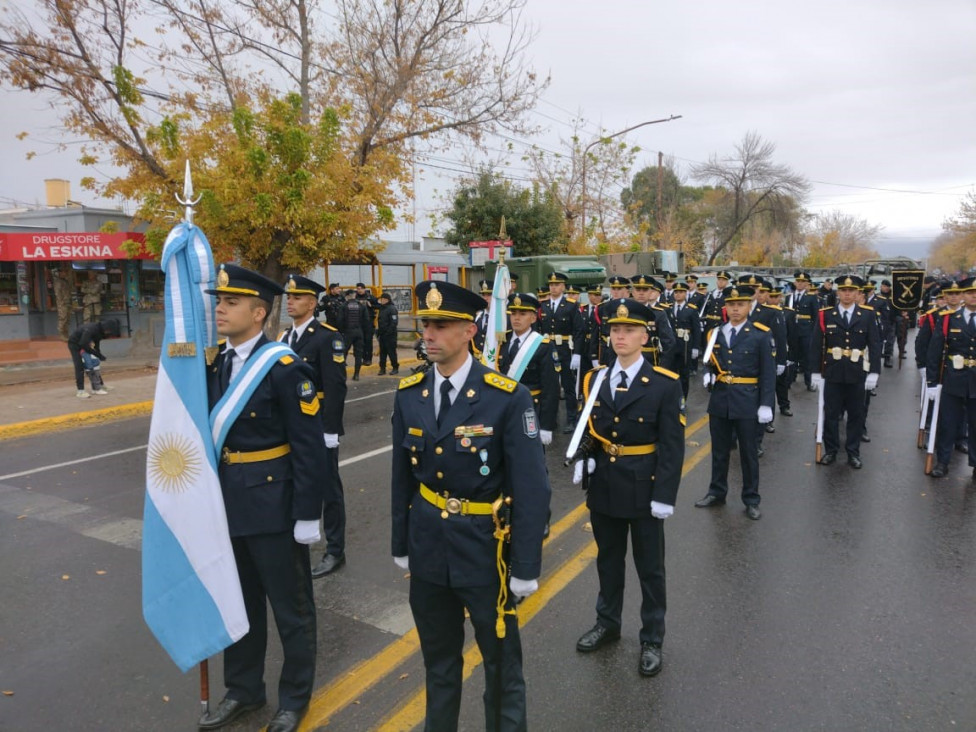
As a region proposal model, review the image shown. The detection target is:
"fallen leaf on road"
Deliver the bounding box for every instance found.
[399,673,409,681]
[2,691,13,696]
[582,522,592,533]
[61,574,70,580]
[96,570,107,575]
[162,695,170,702]
[17,515,26,520]
[687,440,700,447]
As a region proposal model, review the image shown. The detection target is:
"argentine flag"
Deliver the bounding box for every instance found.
[142,222,248,672]
[480,262,512,369]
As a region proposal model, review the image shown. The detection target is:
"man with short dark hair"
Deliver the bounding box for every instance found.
[376,292,400,375]
[339,290,367,380]
[67,319,120,397]
[355,283,378,366]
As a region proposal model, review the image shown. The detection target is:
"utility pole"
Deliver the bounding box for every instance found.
[656,150,663,232]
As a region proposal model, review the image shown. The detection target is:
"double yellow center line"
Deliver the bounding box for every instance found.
[298,415,712,731]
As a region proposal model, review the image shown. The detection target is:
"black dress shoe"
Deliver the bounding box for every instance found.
[198,698,265,729]
[884,358,893,368]
[576,623,621,652]
[861,432,871,442]
[377,369,386,375]
[639,643,662,677]
[780,408,793,417]
[745,505,762,520]
[764,423,775,433]
[694,494,725,508]
[311,553,345,578]
[930,463,949,478]
[818,452,837,465]
[848,456,863,469]
[390,369,399,375]
[267,707,307,732]
[562,421,577,435]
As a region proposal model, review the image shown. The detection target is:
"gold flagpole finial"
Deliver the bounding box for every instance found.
[498,215,507,241]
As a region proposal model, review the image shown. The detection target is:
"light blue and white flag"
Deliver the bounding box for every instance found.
[480,262,512,369]
[142,221,248,672]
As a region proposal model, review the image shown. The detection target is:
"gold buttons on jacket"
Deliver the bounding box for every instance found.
[436,471,444,479]
[435,446,443,455]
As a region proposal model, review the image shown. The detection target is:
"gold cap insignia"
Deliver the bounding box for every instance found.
[217,266,230,288]
[286,277,297,292]
[730,289,739,298]
[844,277,853,286]
[513,295,522,307]
[616,303,629,319]
[425,283,443,310]
[549,273,559,283]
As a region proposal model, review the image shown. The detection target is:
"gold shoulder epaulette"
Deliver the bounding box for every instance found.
[484,372,517,393]
[322,323,338,331]
[653,366,679,380]
[926,307,939,315]
[687,303,699,310]
[398,372,425,390]
[766,304,783,311]
[279,354,295,365]
[541,336,551,344]
[860,304,874,311]
[753,322,770,332]
[938,308,952,315]
[277,329,287,340]
[820,306,831,311]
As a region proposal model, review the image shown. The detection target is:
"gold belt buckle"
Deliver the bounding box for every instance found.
[721,374,734,384]
[445,497,462,515]
[607,444,621,457]
[221,447,232,464]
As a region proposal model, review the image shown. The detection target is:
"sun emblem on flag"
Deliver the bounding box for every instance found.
[148,433,201,493]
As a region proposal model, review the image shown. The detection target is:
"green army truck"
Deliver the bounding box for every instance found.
[483,255,606,294]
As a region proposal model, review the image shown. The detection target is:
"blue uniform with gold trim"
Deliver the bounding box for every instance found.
[926,307,976,469]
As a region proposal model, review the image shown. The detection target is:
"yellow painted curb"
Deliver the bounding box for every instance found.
[0,401,154,442]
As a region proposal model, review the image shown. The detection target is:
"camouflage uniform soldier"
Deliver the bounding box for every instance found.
[51,264,74,340]
[81,271,103,323]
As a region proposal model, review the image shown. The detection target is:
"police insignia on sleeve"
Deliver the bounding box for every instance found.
[333,337,345,363]
[523,408,539,438]
[298,380,320,416]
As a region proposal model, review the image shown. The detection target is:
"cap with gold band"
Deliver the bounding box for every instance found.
[507,292,541,312]
[283,274,325,297]
[547,271,569,284]
[478,279,493,294]
[586,283,603,295]
[607,275,631,287]
[954,276,976,292]
[536,286,549,297]
[834,275,864,289]
[631,274,661,291]
[672,281,690,292]
[861,279,877,292]
[716,270,734,281]
[794,270,812,283]
[415,280,485,321]
[606,298,653,326]
[737,274,762,288]
[724,285,755,302]
[206,263,284,301]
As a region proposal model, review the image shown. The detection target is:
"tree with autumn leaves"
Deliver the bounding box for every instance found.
[0,0,547,278]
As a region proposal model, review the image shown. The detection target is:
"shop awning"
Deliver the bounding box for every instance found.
[0,232,151,261]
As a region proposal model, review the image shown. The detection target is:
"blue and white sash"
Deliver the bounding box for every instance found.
[506,330,544,382]
[209,342,294,454]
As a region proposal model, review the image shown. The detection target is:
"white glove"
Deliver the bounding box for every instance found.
[324,433,340,449]
[573,458,597,485]
[509,577,539,599]
[926,385,942,400]
[540,429,553,446]
[918,367,926,379]
[810,373,824,389]
[864,373,879,391]
[592,359,600,369]
[570,354,581,370]
[703,372,715,389]
[757,406,773,424]
[776,364,786,376]
[394,555,409,570]
[293,520,321,545]
[691,348,700,359]
[650,501,674,519]
[787,360,795,367]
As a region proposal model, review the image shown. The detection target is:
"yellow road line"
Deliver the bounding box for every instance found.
[0,401,154,441]
[298,414,711,731]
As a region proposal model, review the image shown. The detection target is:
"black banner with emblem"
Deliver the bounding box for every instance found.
[890,270,925,311]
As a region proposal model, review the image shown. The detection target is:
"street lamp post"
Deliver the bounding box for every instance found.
[579,115,682,240]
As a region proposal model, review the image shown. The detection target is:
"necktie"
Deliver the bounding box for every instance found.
[437,379,453,427]
[843,310,850,326]
[509,336,521,359]
[728,328,737,348]
[220,349,236,394]
[289,329,298,348]
[674,304,679,318]
[970,312,975,331]
[615,371,628,400]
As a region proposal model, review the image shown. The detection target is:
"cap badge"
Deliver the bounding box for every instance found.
[844,277,853,287]
[616,303,629,319]
[513,295,522,307]
[286,277,297,292]
[549,273,559,283]
[425,283,443,310]
[730,289,739,298]
[217,266,230,288]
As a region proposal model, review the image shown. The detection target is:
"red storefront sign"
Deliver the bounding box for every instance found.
[0,232,150,261]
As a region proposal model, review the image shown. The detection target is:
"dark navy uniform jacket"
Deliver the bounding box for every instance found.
[391,359,551,586]
[537,296,585,353]
[915,307,944,370]
[580,362,685,517]
[749,302,788,367]
[207,337,330,537]
[705,323,776,420]
[809,305,882,382]
[498,333,559,433]
[669,302,702,367]
[926,308,976,397]
[280,320,347,436]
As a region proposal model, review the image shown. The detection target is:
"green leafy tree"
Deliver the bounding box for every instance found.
[443,171,563,256]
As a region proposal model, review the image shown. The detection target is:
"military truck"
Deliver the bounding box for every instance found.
[483,254,606,294]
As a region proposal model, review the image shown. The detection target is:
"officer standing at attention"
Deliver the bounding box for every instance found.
[786,272,820,391]
[472,280,493,360]
[580,284,604,368]
[390,280,550,732]
[766,286,797,418]
[630,275,678,370]
[925,276,976,480]
[572,299,685,676]
[538,272,585,433]
[809,275,881,470]
[279,275,349,579]
[699,270,732,342]
[593,276,633,365]
[376,291,401,375]
[667,281,701,408]
[694,284,775,520]
[200,265,329,732]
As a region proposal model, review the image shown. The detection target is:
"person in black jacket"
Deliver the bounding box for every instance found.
[66,319,120,397]
[280,275,350,579]
[339,290,368,380]
[376,292,400,375]
[572,298,685,677]
[537,272,586,433]
[355,283,378,366]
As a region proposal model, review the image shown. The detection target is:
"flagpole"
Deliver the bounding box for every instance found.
[176,159,211,716]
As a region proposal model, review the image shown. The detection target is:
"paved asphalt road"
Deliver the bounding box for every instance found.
[1,357,974,731]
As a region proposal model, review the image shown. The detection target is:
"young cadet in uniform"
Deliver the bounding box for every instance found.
[390,280,550,732]
[809,275,881,470]
[593,276,632,365]
[537,272,586,433]
[201,265,330,732]
[744,277,787,449]
[788,271,820,391]
[571,299,684,677]
[630,275,677,370]
[878,279,899,366]
[766,286,797,417]
[580,283,604,368]
[863,280,892,368]
[694,284,775,520]
[667,281,701,408]
[472,279,493,360]
[925,276,976,480]
[355,283,378,366]
[699,270,732,344]
[279,276,349,579]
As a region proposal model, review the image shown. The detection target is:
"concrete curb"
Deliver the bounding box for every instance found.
[0,357,423,442]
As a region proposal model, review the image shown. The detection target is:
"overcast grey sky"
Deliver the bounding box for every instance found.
[2,0,974,260]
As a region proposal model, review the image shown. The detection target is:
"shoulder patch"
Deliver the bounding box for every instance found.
[485,372,518,393]
[541,336,551,344]
[279,354,295,364]
[322,323,338,331]
[398,372,425,390]
[766,304,783,311]
[653,366,679,380]
[860,305,874,311]
[820,306,831,311]
[753,322,770,332]
[686,303,699,310]
[925,307,939,315]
